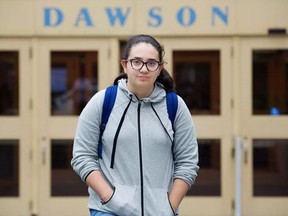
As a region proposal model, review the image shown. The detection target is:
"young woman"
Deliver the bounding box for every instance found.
[71,34,199,216]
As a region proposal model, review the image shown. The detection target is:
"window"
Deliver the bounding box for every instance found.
[173,51,220,115]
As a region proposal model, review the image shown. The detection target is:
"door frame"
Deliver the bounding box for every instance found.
[0,39,32,216]
[240,36,288,216]
[162,37,234,216]
[37,38,113,216]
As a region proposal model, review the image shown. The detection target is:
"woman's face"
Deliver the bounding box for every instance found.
[121,42,162,96]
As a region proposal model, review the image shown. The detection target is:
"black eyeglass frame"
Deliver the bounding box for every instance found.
[126,58,163,72]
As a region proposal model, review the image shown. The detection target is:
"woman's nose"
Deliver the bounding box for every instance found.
[140,64,149,73]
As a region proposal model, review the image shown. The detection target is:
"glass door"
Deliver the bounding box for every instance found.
[37,39,112,216]
[0,40,32,215]
[240,37,288,215]
[162,38,233,216]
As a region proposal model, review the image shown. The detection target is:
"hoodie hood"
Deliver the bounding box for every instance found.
[117,78,166,104]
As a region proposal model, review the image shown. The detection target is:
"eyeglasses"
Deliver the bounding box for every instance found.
[126,58,162,72]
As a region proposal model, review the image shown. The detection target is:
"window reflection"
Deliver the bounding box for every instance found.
[253,50,288,115]
[51,140,88,196]
[253,139,288,196]
[0,140,19,196]
[0,52,19,115]
[51,52,98,116]
[187,139,221,196]
[173,51,220,115]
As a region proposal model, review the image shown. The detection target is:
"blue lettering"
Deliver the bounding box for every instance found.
[74,8,93,27]
[148,7,162,27]
[42,5,230,30]
[44,7,63,27]
[105,7,131,26]
[177,6,196,26]
[212,6,228,25]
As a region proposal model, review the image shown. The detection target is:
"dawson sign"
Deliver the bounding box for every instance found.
[43,6,229,28]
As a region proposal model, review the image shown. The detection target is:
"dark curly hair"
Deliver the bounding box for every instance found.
[114,34,175,91]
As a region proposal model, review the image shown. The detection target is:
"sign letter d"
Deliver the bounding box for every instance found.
[44,7,63,27]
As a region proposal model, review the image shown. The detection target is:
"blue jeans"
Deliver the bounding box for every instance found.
[89,209,117,216]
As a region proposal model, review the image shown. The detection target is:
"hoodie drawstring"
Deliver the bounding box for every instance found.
[150,103,174,144]
[110,95,133,169]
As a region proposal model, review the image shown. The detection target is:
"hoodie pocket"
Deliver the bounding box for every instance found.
[146,187,175,216]
[101,183,139,216]
[167,192,177,215]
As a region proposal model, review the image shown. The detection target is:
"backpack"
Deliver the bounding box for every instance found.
[97,85,178,159]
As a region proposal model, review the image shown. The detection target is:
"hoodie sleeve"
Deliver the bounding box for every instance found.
[71,89,105,182]
[172,96,199,187]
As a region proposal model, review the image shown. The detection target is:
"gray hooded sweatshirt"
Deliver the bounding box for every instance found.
[71,79,199,216]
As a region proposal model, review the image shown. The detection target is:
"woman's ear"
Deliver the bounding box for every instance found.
[158,65,164,76]
[120,60,127,73]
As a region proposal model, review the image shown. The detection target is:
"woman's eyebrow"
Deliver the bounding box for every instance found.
[132,56,158,61]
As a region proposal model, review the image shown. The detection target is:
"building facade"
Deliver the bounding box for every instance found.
[0,0,287,215]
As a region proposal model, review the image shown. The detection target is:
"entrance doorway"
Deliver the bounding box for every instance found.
[0,39,32,216]
[240,37,288,216]
[0,37,287,216]
[162,37,234,216]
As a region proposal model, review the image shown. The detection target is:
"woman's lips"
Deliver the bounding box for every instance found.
[138,76,149,81]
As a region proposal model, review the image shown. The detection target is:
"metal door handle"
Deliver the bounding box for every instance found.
[41,137,47,165]
[242,137,248,164]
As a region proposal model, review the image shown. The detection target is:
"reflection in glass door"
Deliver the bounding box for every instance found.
[51,139,87,196]
[241,38,288,216]
[253,139,288,197]
[51,51,98,116]
[173,51,220,115]
[38,39,110,216]
[0,51,19,116]
[163,38,233,216]
[252,50,288,115]
[49,52,99,199]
